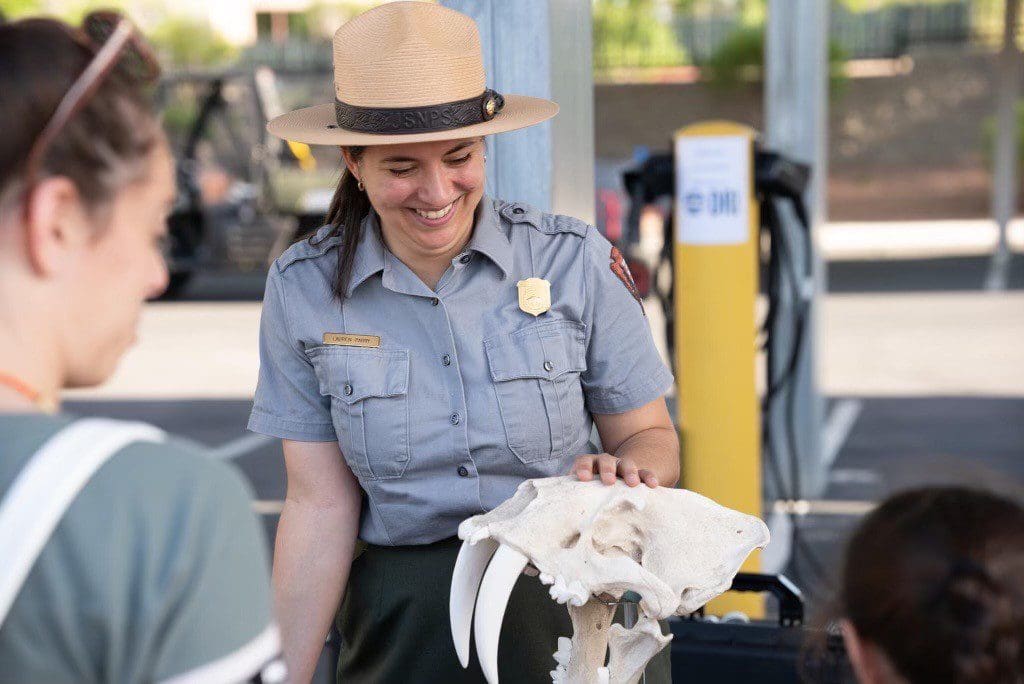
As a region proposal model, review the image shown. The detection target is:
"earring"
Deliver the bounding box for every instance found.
[483,154,488,162]
[357,180,365,191]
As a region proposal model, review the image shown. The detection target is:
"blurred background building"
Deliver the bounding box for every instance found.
[11,0,1020,226]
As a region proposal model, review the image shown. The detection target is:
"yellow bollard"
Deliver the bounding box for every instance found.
[673,121,763,617]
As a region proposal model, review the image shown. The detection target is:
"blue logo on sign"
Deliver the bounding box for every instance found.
[684,192,703,215]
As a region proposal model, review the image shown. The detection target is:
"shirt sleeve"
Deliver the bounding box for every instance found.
[149,451,285,684]
[247,264,337,441]
[580,228,674,414]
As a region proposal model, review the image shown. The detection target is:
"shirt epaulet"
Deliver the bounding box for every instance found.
[498,201,589,239]
[276,225,342,273]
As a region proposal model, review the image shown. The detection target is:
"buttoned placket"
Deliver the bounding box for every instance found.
[377,248,480,491]
[430,263,480,496]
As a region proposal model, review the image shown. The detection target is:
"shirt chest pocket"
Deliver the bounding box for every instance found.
[308,347,410,481]
[484,319,587,464]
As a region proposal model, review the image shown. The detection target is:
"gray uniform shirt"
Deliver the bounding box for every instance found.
[248,196,673,545]
[0,414,280,683]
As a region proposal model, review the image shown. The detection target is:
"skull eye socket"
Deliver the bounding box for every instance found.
[561,531,581,549]
[593,538,644,564]
[608,500,639,515]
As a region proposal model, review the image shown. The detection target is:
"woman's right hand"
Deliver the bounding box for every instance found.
[572,453,660,488]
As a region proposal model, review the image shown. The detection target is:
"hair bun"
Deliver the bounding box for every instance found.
[938,560,1024,683]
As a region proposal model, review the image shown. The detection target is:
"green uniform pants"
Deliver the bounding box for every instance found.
[337,536,672,683]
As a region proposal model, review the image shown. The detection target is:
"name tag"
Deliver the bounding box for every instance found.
[323,333,381,348]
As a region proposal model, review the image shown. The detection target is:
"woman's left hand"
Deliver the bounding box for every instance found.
[572,453,660,489]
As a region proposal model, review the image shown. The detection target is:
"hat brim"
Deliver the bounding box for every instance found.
[266,94,558,146]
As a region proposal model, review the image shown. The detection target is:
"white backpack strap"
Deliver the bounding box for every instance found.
[0,418,165,626]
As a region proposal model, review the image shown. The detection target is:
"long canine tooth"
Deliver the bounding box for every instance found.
[450,538,500,668]
[474,543,529,684]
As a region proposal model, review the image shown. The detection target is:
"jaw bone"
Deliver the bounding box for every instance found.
[450,476,770,683]
[605,619,672,684]
[550,601,616,683]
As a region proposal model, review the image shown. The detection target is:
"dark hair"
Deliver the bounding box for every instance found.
[0,17,162,215]
[311,146,370,300]
[841,487,1024,683]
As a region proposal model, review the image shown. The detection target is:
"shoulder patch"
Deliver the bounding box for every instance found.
[609,245,646,315]
[497,201,588,238]
[276,225,342,272]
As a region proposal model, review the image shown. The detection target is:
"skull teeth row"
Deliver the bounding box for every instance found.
[551,637,613,684]
[543,573,589,607]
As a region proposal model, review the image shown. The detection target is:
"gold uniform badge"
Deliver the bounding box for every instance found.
[516,278,551,317]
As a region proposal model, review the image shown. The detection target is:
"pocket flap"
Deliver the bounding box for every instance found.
[308,347,409,404]
[484,320,586,382]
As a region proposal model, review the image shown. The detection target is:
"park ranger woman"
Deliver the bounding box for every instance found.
[247,2,680,682]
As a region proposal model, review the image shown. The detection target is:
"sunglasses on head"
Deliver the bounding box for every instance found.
[21,11,160,219]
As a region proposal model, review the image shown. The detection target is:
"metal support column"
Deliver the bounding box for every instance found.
[441,0,595,222]
[987,0,1021,291]
[763,0,828,506]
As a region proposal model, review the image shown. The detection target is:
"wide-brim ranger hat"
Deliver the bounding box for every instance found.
[266,1,559,146]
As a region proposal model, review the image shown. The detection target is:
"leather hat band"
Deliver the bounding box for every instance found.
[333,89,505,134]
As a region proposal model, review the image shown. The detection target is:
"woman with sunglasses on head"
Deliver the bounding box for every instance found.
[247,2,679,682]
[0,15,284,683]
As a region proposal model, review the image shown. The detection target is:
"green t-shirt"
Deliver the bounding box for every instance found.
[0,414,283,683]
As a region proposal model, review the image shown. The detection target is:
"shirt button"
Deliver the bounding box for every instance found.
[442,354,452,366]
[512,207,525,215]
[459,254,472,264]
[430,297,440,306]
[543,360,554,372]
[450,412,461,426]
[457,465,470,477]
[344,383,353,396]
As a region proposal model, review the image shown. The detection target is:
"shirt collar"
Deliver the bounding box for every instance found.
[465,195,513,279]
[345,211,444,298]
[346,195,514,296]
[346,211,386,297]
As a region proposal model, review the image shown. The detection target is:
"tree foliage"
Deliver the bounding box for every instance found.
[0,0,44,20]
[675,0,959,11]
[149,17,235,69]
[593,0,688,69]
[705,24,848,92]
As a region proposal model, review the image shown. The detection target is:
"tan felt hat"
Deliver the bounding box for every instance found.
[266,1,559,146]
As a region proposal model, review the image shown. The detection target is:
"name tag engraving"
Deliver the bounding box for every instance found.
[323,333,381,348]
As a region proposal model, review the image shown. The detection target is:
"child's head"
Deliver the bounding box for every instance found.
[840,487,1024,683]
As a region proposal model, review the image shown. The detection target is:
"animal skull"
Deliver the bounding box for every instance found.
[450,476,770,683]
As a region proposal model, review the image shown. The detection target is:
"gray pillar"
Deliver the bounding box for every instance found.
[442,0,595,222]
[763,0,828,500]
[987,0,1021,291]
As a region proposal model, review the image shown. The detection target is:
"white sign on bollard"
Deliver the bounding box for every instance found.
[675,135,751,245]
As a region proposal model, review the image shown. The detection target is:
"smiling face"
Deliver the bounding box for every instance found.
[342,137,486,263]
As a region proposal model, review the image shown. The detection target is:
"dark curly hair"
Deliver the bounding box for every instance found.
[841,487,1024,683]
